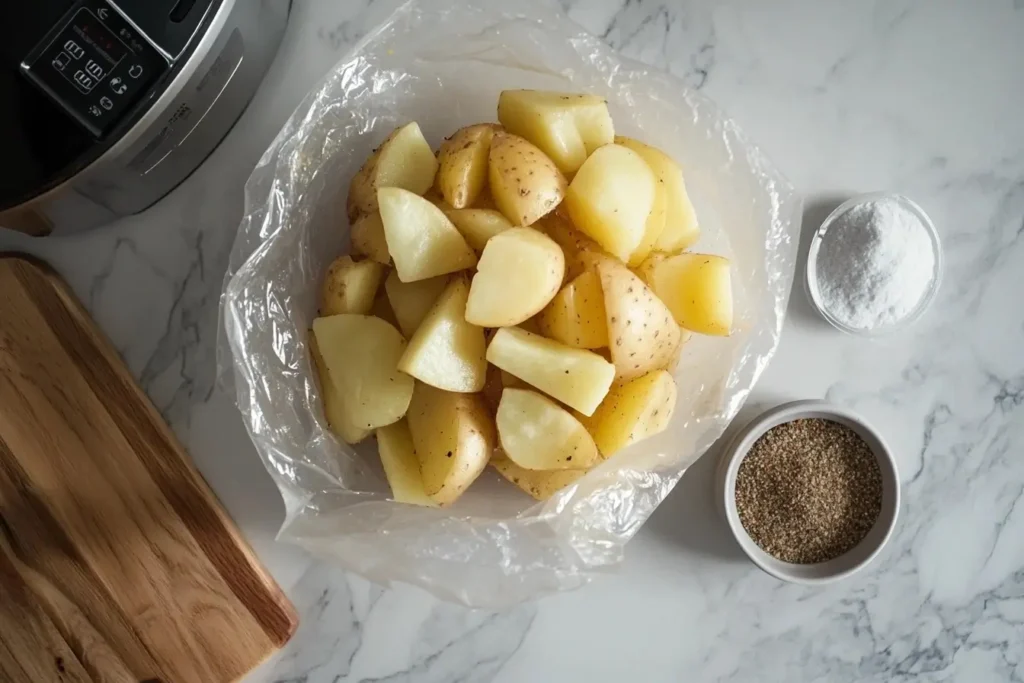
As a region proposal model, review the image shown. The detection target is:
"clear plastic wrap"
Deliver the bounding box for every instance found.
[219,0,801,606]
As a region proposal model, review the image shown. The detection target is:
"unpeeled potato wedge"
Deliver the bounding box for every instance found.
[535,213,603,282]
[497,388,601,470]
[465,227,564,327]
[643,253,733,335]
[320,256,385,316]
[350,213,390,264]
[445,208,513,252]
[436,124,499,209]
[309,331,371,444]
[406,383,495,505]
[486,326,614,416]
[580,370,677,457]
[537,270,608,349]
[399,275,487,393]
[347,122,438,221]
[489,132,566,227]
[491,455,588,501]
[376,419,438,506]
[377,187,477,282]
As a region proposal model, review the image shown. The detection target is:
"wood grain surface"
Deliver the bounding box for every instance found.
[0,256,297,682]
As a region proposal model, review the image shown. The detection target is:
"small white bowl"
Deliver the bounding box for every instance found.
[716,400,900,584]
[806,192,943,337]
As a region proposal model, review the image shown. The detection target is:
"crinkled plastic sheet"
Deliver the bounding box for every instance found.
[219,0,800,606]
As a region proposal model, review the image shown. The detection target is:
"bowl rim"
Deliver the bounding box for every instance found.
[805,192,943,337]
[717,399,901,584]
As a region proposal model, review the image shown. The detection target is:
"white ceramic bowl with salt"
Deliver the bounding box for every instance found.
[806,192,942,336]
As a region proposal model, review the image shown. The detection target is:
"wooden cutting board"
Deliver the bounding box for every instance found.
[0,256,297,682]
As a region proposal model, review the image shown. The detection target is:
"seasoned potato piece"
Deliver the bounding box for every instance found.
[377,420,438,506]
[377,187,476,282]
[643,253,733,335]
[580,370,677,457]
[497,388,600,470]
[384,270,448,338]
[537,270,608,349]
[491,456,588,501]
[436,124,499,209]
[312,314,414,431]
[535,213,603,282]
[399,275,487,393]
[591,254,682,381]
[564,144,656,262]
[309,331,371,444]
[406,383,495,505]
[320,256,385,316]
[615,136,699,253]
[350,213,390,264]
[497,90,614,174]
[465,227,564,327]
[445,208,513,252]
[486,326,614,416]
[347,122,438,221]
[489,132,566,227]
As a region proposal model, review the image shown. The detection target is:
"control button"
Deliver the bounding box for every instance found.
[64,40,85,60]
[73,70,96,91]
[85,59,104,80]
[52,52,71,71]
[110,76,127,94]
[88,105,103,117]
[128,64,143,79]
[97,7,110,21]
[99,96,113,110]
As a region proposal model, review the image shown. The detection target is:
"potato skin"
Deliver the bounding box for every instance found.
[436,124,500,209]
[488,132,567,227]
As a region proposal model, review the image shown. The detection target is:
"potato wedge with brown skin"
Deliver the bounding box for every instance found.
[436,124,500,209]
[406,383,495,505]
[537,269,608,349]
[486,327,614,416]
[377,187,477,282]
[312,314,414,431]
[399,275,487,393]
[384,270,448,338]
[579,370,677,458]
[497,388,601,470]
[489,132,566,227]
[590,254,682,381]
[445,208,513,253]
[642,253,733,336]
[347,122,438,221]
[491,455,588,501]
[535,213,603,282]
[308,331,371,444]
[350,213,390,264]
[377,419,438,507]
[320,256,385,316]
[465,227,564,327]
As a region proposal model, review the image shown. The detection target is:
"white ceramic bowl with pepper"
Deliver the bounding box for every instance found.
[716,400,900,583]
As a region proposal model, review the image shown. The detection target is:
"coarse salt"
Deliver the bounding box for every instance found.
[814,197,936,331]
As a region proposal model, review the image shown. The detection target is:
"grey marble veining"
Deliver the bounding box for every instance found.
[2,0,1021,681]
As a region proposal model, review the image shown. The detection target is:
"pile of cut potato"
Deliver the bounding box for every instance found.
[310,90,734,506]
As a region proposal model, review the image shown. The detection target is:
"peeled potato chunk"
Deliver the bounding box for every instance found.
[614,136,699,253]
[406,383,495,505]
[376,419,438,506]
[309,331,371,444]
[491,456,588,501]
[497,90,614,174]
[350,213,390,264]
[497,388,600,470]
[377,187,476,282]
[436,124,499,209]
[312,314,414,432]
[466,227,564,327]
[320,255,385,316]
[591,254,682,381]
[445,208,513,252]
[564,144,656,262]
[347,122,438,221]
[489,132,566,227]
[580,370,677,458]
[537,270,608,349]
[643,253,733,336]
[384,270,448,338]
[399,275,487,393]
[486,326,614,416]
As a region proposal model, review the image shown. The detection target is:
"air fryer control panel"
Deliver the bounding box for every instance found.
[21,0,165,137]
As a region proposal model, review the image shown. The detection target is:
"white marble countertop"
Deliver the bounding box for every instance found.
[4,0,1023,681]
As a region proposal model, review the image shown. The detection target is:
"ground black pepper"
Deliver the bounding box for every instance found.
[735,418,882,564]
